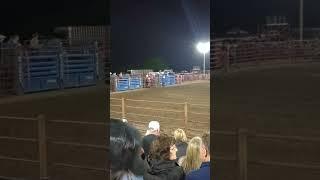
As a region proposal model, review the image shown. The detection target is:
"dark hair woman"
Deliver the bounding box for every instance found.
[144,134,185,180]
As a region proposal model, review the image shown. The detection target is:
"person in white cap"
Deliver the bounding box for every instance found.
[142,120,160,159]
[145,120,160,136]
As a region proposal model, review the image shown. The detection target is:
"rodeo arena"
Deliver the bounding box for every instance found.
[0,26,111,180]
[109,67,211,179]
[110,67,210,137]
[209,16,320,180]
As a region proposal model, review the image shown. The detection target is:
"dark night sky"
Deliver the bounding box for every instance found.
[0,0,109,35]
[111,0,210,73]
[1,0,319,72]
[212,0,320,34]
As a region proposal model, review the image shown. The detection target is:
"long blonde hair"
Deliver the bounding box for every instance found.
[181,136,203,174]
[173,128,188,143]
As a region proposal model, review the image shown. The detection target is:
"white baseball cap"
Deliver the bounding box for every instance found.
[148,121,160,130]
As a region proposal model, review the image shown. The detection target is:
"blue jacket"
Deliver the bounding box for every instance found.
[185,162,210,180]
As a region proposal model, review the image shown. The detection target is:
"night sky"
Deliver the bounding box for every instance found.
[212,0,320,34]
[1,0,319,72]
[111,0,210,73]
[0,0,109,36]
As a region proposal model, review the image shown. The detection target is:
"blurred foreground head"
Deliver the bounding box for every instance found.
[110,119,145,180]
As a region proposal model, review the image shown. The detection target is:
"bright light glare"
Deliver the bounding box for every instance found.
[196,42,210,54]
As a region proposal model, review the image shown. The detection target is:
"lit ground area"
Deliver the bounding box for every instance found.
[213,63,320,180]
[214,63,320,133]
[111,80,210,137]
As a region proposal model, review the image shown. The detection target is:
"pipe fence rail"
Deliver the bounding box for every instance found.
[0,115,107,180]
[1,114,319,179]
[212,39,320,71]
[212,129,320,180]
[110,97,210,137]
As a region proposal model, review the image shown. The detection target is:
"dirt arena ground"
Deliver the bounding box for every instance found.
[110,80,210,137]
[213,63,320,180]
[0,83,107,180]
[0,80,210,179]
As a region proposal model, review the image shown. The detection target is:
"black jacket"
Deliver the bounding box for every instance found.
[144,159,185,180]
[175,141,188,159]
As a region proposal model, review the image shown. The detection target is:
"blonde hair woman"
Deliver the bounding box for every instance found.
[181,137,203,174]
[173,128,188,160]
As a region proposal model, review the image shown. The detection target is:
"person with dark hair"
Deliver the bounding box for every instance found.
[144,134,185,180]
[173,128,188,160]
[110,119,146,180]
[185,132,210,180]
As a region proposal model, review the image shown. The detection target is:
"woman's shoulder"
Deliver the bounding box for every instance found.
[169,164,185,178]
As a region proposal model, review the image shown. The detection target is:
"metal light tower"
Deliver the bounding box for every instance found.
[196,42,210,74]
[300,0,304,41]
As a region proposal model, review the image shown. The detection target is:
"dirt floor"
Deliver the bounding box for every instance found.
[0,84,107,122]
[213,63,320,180]
[110,80,210,137]
[0,83,107,180]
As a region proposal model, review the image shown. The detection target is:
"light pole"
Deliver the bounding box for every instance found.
[300,0,304,41]
[196,42,210,74]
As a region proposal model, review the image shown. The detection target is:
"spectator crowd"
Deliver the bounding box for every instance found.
[110,119,211,180]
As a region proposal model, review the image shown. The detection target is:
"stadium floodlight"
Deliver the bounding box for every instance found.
[196,42,210,74]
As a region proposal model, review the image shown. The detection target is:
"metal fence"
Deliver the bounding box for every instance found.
[1,45,101,96]
[0,115,107,179]
[110,73,210,92]
[212,40,320,71]
[213,129,320,180]
[110,97,210,137]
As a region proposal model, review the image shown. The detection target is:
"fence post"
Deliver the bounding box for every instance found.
[238,128,248,180]
[226,45,231,72]
[122,98,126,119]
[16,56,23,95]
[38,114,48,180]
[184,102,188,132]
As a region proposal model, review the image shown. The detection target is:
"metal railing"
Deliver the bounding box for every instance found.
[212,129,320,180]
[212,40,320,71]
[110,97,210,136]
[0,115,107,179]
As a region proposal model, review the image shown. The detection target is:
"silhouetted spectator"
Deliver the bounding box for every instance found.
[110,119,146,180]
[173,128,188,160]
[144,134,185,180]
[142,121,160,158]
[185,132,210,180]
[180,137,203,174]
[30,32,42,49]
[6,35,21,48]
[0,34,6,44]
